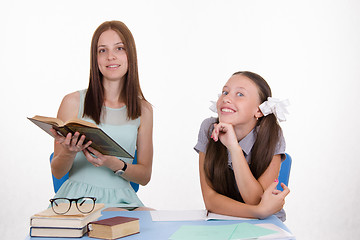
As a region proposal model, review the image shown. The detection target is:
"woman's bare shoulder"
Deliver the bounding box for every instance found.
[57,91,81,121]
[139,100,153,128]
[141,99,153,114]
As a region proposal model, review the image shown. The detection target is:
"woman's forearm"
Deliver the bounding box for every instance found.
[51,144,76,179]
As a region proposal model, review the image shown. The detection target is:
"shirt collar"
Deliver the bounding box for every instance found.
[238,127,257,157]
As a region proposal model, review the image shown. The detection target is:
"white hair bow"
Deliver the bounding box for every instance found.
[209,94,223,113]
[209,101,217,113]
[259,97,290,122]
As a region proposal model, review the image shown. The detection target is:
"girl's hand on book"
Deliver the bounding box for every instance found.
[51,128,92,153]
[255,181,290,219]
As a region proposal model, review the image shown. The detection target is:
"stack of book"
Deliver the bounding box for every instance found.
[29,203,104,238]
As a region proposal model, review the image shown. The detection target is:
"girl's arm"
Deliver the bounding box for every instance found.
[51,92,90,179]
[231,147,282,205]
[83,100,154,186]
[199,152,289,219]
[212,122,281,205]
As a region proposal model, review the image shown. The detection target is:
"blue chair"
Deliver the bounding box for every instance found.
[277,153,292,191]
[130,151,139,192]
[49,152,69,193]
[49,152,139,193]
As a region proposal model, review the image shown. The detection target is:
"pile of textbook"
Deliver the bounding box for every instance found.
[29,203,104,238]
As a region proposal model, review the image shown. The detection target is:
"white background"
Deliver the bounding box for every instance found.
[1,1,360,239]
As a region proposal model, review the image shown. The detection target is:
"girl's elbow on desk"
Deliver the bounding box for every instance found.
[202,194,223,214]
[203,194,265,219]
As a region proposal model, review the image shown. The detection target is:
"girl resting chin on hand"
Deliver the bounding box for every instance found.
[194,71,290,221]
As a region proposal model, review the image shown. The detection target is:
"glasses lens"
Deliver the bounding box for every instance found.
[76,197,95,213]
[52,198,71,214]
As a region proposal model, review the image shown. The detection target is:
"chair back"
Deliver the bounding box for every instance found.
[277,153,292,191]
[49,152,139,193]
[130,151,139,192]
[49,153,69,193]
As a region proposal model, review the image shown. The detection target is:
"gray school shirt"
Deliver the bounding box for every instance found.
[194,117,286,166]
[194,117,287,221]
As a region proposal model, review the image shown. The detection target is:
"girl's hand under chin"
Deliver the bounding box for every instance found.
[211,122,239,151]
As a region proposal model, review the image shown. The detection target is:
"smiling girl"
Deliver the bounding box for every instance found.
[50,21,153,210]
[194,71,290,221]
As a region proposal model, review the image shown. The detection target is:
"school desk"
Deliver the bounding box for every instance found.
[26,210,294,239]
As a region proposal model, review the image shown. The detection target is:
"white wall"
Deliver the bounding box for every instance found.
[1,1,360,239]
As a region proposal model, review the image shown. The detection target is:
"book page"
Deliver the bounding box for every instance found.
[150,210,255,222]
[206,212,254,221]
[30,115,64,126]
[150,210,207,221]
[65,119,98,128]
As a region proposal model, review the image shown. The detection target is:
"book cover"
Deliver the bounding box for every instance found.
[88,216,140,239]
[28,115,133,158]
[30,203,104,228]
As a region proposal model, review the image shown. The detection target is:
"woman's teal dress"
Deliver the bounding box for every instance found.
[53,89,144,208]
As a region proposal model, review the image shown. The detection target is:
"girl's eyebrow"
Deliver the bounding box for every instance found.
[235,87,249,95]
[236,87,247,91]
[223,85,248,92]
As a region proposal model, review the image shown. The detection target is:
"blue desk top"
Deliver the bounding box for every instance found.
[26,210,293,240]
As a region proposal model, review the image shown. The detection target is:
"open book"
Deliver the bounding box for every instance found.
[28,115,133,158]
[150,210,254,222]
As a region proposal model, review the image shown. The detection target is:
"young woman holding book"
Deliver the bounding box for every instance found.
[50,21,153,210]
[194,71,290,221]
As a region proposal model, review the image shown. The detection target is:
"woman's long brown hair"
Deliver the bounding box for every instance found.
[204,71,281,202]
[83,21,146,124]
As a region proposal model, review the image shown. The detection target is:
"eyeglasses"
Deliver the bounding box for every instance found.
[49,197,96,215]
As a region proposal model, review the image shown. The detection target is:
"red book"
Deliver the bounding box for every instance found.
[88,216,140,239]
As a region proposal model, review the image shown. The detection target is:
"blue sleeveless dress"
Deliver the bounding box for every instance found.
[53,89,144,208]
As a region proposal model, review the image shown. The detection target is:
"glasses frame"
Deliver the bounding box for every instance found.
[49,197,97,215]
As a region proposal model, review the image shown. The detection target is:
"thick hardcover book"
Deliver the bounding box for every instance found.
[88,216,140,239]
[28,115,133,158]
[30,203,104,228]
[30,226,87,238]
